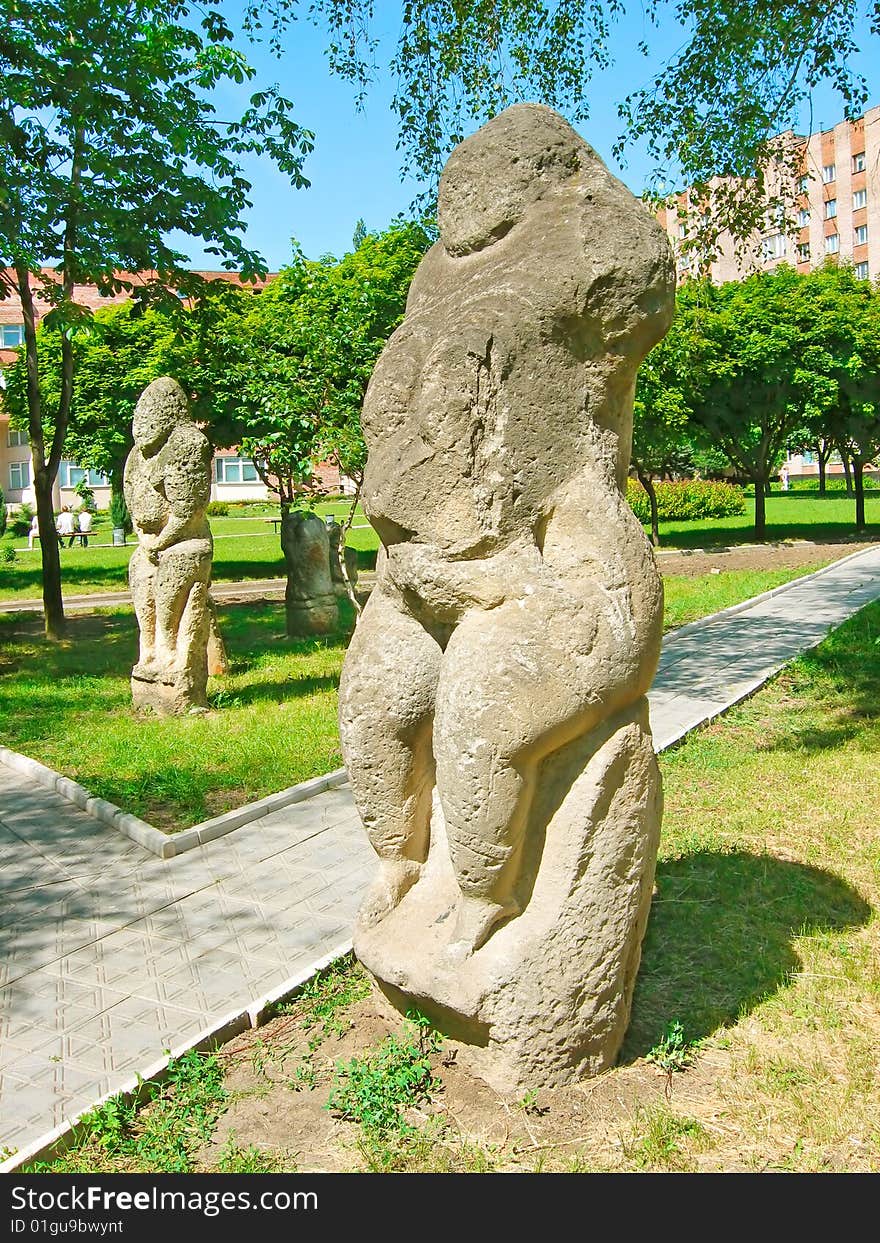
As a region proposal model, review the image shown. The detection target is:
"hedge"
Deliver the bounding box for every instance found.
[626,477,747,523]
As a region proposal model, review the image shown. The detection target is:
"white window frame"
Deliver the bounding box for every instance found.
[824,233,840,254]
[7,427,28,448]
[825,198,837,219]
[798,175,810,193]
[797,208,810,227]
[822,163,836,183]
[855,224,868,245]
[214,456,259,485]
[854,261,870,280]
[797,243,810,262]
[9,461,30,490]
[58,461,108,488]
[1,324,25,348]
[762,233,787,260]
[852,188,867,210]
[853,152,866,173]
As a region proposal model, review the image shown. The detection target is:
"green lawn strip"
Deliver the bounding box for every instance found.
[0,600,347,829]
[661,563,832,630]
[653,487,880,549]
[0,564,845,829]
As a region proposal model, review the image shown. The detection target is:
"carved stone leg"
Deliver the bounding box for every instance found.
[131,541,211,715]
[128,545,158,676]
[339,589,442,926]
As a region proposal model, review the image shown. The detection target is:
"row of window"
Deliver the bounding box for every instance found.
[768,224,869,262]
[6,453,261,490]
[215,456,259,484]
[797,188,868,228]
[799,152,867,191]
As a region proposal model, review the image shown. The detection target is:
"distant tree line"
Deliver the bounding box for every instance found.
[633,263,880,544]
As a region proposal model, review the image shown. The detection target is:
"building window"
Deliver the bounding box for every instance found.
[855,224,868,245]
[762,233,787,260]
[797,243,811,262]
[852,151,866,173]
[215,456,259,484]
[9,461,30,490]
[797,208,811,227]
[855,261,870,280]
[678,223,687,239]
[825,233,840,254]
[822,163,836,183]
[1,324,25,348]
[853,188,867,210]
[58,461,109,488]
[825,198,837,219]
[798,175,810,193]
[7,427,28,448]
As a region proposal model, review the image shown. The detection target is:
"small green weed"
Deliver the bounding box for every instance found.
[327,1019,441,1135]
[646,1020,695,1074]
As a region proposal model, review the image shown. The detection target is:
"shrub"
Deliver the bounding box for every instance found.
[74,478,98,513]
[108,492,132,532]
[627,478,746,523]
[2,545,15,563]
[206,501,229,516]
[0,486,6,537]
[10,501,35,537]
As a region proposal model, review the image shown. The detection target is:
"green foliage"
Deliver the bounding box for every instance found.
[9,502,34,537]
[327,1018,441,1135]
[26,1050,227,1173]
[74,478,97,514]
[627,478,746,522]
[108,492,131,533]
[215,220,435,505]
[623,1105,709,1170]
[250,2,876,256]
[2,546,16,564]
[206,501,230,517]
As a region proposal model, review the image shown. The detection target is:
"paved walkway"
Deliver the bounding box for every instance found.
[2,545,879,1157]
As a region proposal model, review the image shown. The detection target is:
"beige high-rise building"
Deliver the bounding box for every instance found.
[657,104,879,284]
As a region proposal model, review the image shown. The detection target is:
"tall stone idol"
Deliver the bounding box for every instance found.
[124,377,214,716]
[339,104,675,1090]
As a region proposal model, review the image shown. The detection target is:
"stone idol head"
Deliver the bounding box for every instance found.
[132,377,191,455]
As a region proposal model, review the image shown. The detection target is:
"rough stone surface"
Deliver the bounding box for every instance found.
[281,511,338,635]
[338,103,675,1089]
[124,377,214,715]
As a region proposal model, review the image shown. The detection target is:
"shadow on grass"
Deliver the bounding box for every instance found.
[623,849,870,1060]
[662,521,877,549]
[211,673,340,707]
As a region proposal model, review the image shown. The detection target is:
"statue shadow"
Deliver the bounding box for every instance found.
[222,672,340,707]
[621,849,871,1061]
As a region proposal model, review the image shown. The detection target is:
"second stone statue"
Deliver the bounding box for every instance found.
[338,103,676,1090]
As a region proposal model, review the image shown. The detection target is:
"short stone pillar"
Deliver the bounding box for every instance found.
[281,510,338,636]
[124,378,213,716]
[338,104,675,1091]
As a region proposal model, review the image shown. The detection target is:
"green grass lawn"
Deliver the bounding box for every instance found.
[27,598,880,1173]
[0,561,845,830]
[1,486,877,604]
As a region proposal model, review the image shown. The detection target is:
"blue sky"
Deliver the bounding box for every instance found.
[184,4,879,271]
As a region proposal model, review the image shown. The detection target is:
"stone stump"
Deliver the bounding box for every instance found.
[338,103,675,1090]
[281,510,338,636]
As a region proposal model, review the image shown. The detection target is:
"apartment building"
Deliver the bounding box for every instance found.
[657,104,880,284]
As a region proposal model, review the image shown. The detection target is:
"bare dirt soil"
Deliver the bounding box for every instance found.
[655,537,877,577]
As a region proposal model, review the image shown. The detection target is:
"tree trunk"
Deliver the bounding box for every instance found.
[753,476,767,541]
[637,469,661,547]
[817,439,830,494]
[838,444,854,496]
[34,472,66,639]
[853,459,866,531]
[335,485,363,617]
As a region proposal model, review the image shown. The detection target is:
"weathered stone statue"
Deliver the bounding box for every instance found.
[280,510,338,635]
[124,377,213,715]
[338,104,675,1090]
